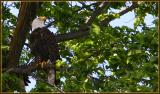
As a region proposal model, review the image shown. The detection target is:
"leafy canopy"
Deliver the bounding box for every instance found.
[2,1,158,92]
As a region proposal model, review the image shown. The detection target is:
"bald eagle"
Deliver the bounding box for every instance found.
[28,17,59,85]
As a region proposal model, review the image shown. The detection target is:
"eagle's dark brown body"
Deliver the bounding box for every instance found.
[24,27,59,86]
[30,27,59,62]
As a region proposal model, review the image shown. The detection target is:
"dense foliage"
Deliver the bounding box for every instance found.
[2,1,158,92]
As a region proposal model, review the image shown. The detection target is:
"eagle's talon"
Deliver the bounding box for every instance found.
[41,61,48,68]
[30,17,59,86]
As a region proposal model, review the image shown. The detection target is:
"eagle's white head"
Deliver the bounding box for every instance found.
[31,16,46,31]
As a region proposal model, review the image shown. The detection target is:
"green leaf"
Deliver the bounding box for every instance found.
[92,24,100,35]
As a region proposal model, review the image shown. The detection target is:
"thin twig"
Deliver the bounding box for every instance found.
[86,2,109,26]
[100,2,138,27]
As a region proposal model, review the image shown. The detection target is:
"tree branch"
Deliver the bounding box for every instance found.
[55,2,109,42]
[3,57,56,75]
[55,2,138,43]
[100,2,138,27]
[5,2,139,76]
[86,2,109,26]
[8,2,40,68]
[74,2,98,13]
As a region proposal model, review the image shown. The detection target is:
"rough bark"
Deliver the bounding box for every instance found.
[6,2,41,91]
[8,2,40,68]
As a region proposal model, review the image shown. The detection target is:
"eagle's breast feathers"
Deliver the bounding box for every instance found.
[30,27,59,62]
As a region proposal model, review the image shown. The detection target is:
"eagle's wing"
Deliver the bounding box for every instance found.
[40,28,60,85]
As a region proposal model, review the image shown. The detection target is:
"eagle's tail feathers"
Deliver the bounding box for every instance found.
[47,60,56,85]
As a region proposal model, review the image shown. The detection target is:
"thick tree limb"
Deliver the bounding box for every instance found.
[5,2,139,75]
[3,57,56,75]
[55,2,109,42]
[3,3,140,90]
[55,2,138,43]
[8,2,40,68]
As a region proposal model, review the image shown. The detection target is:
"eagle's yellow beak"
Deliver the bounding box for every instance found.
[38,16,46,21]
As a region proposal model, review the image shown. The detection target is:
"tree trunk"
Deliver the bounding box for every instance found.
[8,2,39,68]
[7,2,40,91]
